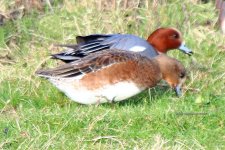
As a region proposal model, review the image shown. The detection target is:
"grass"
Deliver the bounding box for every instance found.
[0,0,225,149]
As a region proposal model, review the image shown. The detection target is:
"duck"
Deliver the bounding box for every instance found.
[36,49,186,105]
[51,27,193,63]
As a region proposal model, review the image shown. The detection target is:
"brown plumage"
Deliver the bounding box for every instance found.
[36,49,186,104]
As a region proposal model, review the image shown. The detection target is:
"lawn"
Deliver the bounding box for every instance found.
[0,0,225,149]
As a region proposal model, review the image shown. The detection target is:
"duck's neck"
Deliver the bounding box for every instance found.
[146,37,167,54]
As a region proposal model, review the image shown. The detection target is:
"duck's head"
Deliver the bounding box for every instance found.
[155,54,187,96]
[147,27,193,56]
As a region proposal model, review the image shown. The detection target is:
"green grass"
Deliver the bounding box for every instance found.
[0,0,225,149]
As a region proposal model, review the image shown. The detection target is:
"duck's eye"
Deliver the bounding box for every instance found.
[179,72,186,78]
[171,33,179,39]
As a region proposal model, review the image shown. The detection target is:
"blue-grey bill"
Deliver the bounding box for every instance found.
[175,85,182,97]
[178,42,193,56]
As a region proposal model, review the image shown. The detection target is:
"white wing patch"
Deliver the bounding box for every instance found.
[129,46,146,52]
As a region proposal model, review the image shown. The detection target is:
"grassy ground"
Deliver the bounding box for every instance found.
[0,0,225,149]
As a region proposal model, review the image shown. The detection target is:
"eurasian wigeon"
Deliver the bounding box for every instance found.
[51,27,192,63]
[36,49,186,105]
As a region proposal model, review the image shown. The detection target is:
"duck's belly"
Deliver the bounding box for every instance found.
[50,78,144,104]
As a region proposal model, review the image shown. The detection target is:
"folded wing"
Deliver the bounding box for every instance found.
[37,49,141,78]
[51,34,157,63]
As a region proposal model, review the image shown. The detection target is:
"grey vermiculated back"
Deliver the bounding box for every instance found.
[79,34,158,57]
[103,34,158,57]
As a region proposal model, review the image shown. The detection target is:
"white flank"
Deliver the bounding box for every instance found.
[129,46,146,52]
[49,79,144,105]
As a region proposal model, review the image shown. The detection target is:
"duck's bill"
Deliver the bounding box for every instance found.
[178,42,193,56]
[174,85,182,97]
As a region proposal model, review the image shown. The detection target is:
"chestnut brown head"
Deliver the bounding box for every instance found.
[147,27,193,55]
